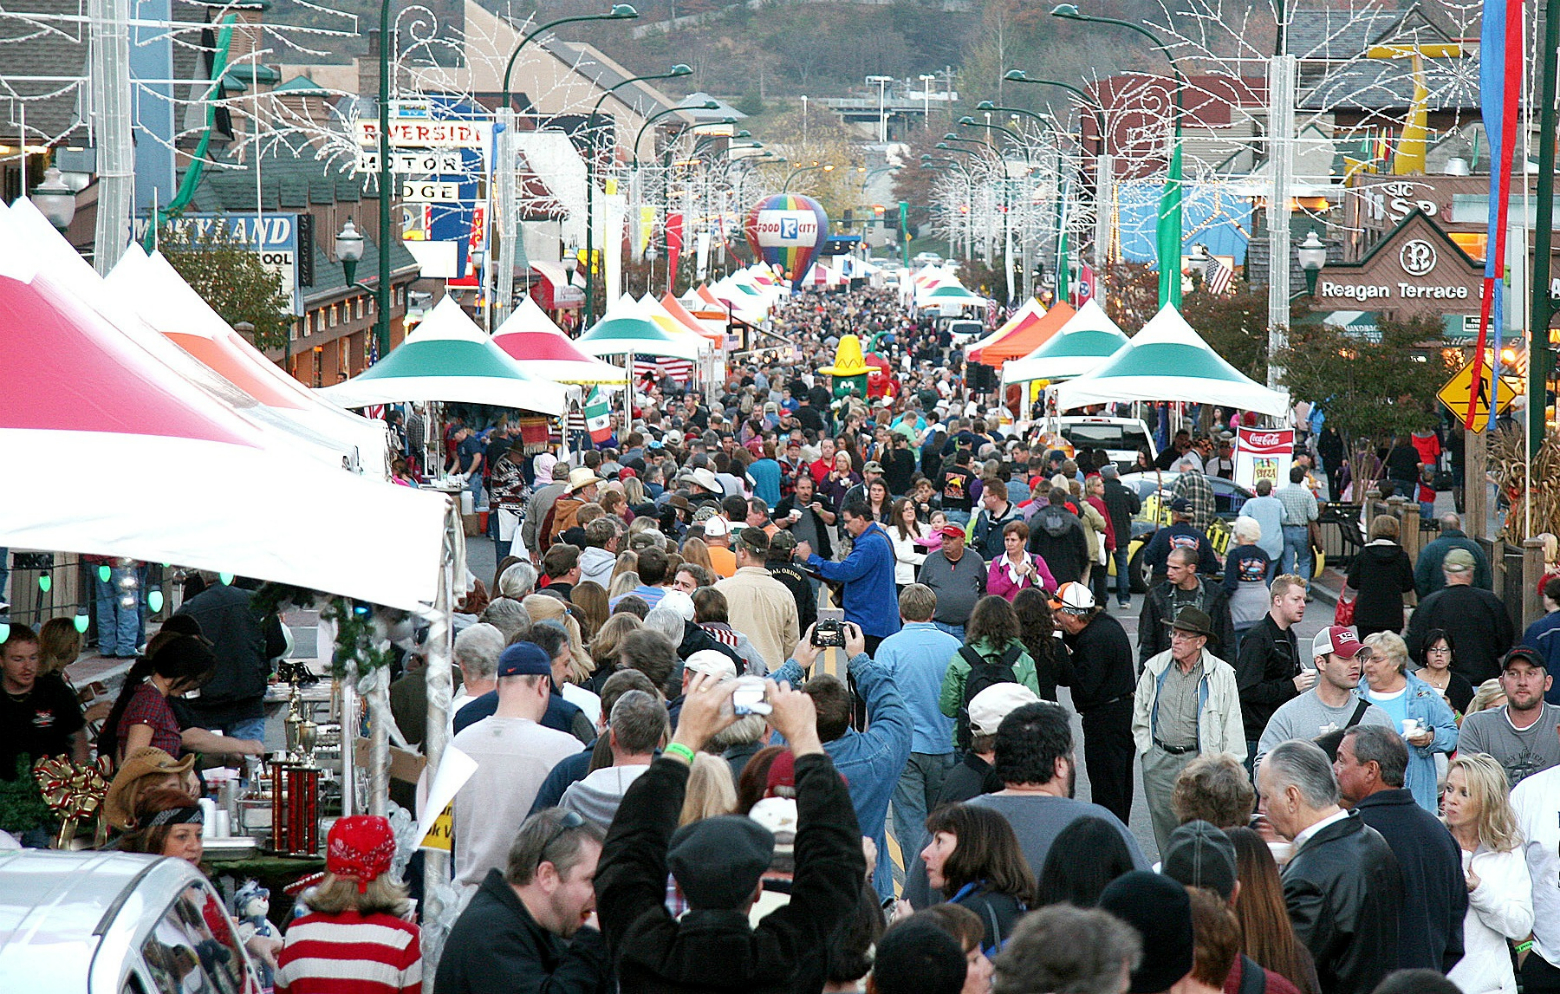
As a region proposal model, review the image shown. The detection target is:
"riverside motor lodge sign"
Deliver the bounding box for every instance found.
[1309,209,1484,323]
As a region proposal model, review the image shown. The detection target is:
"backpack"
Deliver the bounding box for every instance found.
[957,643,1025,751]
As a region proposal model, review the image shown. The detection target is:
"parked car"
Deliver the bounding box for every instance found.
[1050,416,1158,474]
[1112,471,1323,591]
[913,251,944,266]
[0,849,261,993]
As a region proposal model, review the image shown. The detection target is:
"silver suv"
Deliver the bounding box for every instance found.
[0,849,261,993]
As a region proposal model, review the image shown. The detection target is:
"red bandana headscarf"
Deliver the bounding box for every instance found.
[326,815,397,893]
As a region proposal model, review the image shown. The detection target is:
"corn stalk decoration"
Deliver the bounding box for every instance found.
[1489,426,1560,543]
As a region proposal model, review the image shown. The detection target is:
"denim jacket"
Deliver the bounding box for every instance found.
[1357,669,1458,812]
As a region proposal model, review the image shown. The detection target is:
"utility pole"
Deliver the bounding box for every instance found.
[89,0,133,274]
[867,76,892,143]
[1527,0,1560,454]
[1266,53,1297,391]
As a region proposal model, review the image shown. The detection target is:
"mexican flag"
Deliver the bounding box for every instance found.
[585,387,613,444]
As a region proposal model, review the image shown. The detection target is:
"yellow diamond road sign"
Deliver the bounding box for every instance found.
[1438,360,1520,429]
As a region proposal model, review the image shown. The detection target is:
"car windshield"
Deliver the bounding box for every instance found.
[1060,423,1151,451]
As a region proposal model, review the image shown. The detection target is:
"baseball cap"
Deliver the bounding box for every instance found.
[1502,645,1547,671]
[496,641,553,677]
[1311,626,1363,660]
[702,515,731,538]
[684,649,737,680]
[936,524,966,539]
[1160,820,1238,900]
[1169,496,1193,513]
[968,682,1043,736]
[1051,581,1096,615]
[863,460,884,474]
[1443,548,1477,573]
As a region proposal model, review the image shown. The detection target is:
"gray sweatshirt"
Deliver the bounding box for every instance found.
[917,550,988,627]
[559,764,651,829]
[1255,689,1393,770]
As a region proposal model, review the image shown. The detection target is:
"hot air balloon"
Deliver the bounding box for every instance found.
[743,194,830,279]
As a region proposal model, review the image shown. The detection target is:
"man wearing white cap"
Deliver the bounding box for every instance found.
[1052,582,1138,826]
[702,515,737,579]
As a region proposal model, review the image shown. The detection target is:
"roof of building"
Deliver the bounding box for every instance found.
[679,91,745,121]
[0,0,88,144]
[1285,4,1459,60]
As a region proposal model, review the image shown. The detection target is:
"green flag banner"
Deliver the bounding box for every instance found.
[1156,142,1184,309]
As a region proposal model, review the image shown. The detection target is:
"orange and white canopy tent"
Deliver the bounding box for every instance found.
[968,301,1076,368]
[965,297,1046,355]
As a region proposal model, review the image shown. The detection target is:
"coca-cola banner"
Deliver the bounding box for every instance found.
[1233,426,1294,491]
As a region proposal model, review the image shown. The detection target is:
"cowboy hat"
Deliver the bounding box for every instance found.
[104,747,197,831]
[565,467,604,493]
[688,467,723,493]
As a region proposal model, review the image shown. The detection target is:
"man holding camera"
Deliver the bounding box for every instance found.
[795,497,900,653]
[770,621,912,902]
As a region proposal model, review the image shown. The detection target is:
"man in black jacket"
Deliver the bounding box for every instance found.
[1028,489,1090,585]
[1336,725,1467,974]
[1137,548,1236,666]
[1258,739,1403,994]
[595,672,866,994]
[764,530,816,635]
[1052,582,1136,825]
[174,578,285,741]
[435,807,613,993]
[1234,574,1311,770]
[1098,466,1140,609]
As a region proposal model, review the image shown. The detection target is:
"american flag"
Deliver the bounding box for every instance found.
[633,355,694,383]
[1203,255,1235,295]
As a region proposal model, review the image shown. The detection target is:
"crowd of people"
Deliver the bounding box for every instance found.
[3,284,1557,994]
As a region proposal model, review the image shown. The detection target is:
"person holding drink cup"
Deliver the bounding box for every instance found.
[1357,631,1458,813]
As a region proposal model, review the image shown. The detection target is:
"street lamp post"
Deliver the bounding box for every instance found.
[582,64,691,327]
[866,75,893,143]
[782,161,834,192]
[493,4,638,326]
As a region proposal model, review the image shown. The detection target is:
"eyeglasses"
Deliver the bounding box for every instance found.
[1170,630,1204,642]
[538,810,585,859]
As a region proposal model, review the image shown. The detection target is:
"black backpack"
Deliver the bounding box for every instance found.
[956,643,1025,751]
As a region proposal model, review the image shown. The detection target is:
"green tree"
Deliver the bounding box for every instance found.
[1276,316,1453,455]
[160,221,295,353]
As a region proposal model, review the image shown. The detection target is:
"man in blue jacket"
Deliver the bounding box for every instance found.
[795,497,900,652]
[771,620,913,903]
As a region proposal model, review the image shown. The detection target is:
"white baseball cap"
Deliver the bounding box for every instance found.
[684,649,737,680]
[969,683,1043,737]
[702,515,731,538]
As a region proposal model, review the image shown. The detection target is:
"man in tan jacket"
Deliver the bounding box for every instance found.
[715,528,801,674]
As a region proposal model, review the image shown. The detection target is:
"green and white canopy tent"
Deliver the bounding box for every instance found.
[916,283,987,308]
[575,295,707,362]
[1052,304,1290,418]
[315,296,566,414]
[1001,299,1129,385]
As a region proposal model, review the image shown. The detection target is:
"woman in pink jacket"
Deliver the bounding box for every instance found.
[987,520,1056,601]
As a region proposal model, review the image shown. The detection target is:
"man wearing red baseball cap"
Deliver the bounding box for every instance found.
[1254,627,1394,772]
[916,524,987,640]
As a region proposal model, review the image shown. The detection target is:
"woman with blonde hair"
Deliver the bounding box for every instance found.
[1443,753,1532,994]
[609,570,641,601]
[622,476,646,506]
[611,550,639,585]
[1469,678,1508,715]
[680,537,713,573]
[679,752,737,825]
[37,617,82,678]
[521,595,591,682]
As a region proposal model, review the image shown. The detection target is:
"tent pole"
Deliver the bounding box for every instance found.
[367,666,389,817]
[421,504,457,918]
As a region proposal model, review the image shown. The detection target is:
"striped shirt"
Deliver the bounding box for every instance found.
[275,911,422,994]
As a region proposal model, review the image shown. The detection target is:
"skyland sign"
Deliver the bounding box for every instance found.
[1307,210,1483,323]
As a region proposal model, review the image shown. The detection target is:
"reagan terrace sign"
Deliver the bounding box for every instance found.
[1308,210,1483,323]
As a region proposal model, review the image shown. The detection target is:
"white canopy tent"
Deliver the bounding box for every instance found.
[1053,304,1291,418]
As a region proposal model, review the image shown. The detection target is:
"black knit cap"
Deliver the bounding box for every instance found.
[1099,870,1195,993]
[871,919,966,994]
[667,815,774,909]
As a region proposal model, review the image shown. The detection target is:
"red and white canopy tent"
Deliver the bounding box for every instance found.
[492,296,624,385]
[0,203,451,613]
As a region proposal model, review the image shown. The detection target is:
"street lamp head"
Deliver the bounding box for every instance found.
[29,166,76,231]
[1297,230,1327,272]
[669,64,692,76]
[1004,69,1029,81]
[958,116,977,126]
[943,133,958,141]
[607,4,638,18]
[735,130,751,138]
[936,142,952,149]
[563,245,580,276]
[976,100,996,110]
[822,164,835,171]
[335,219,366,263]
[1051,3,1082,17]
